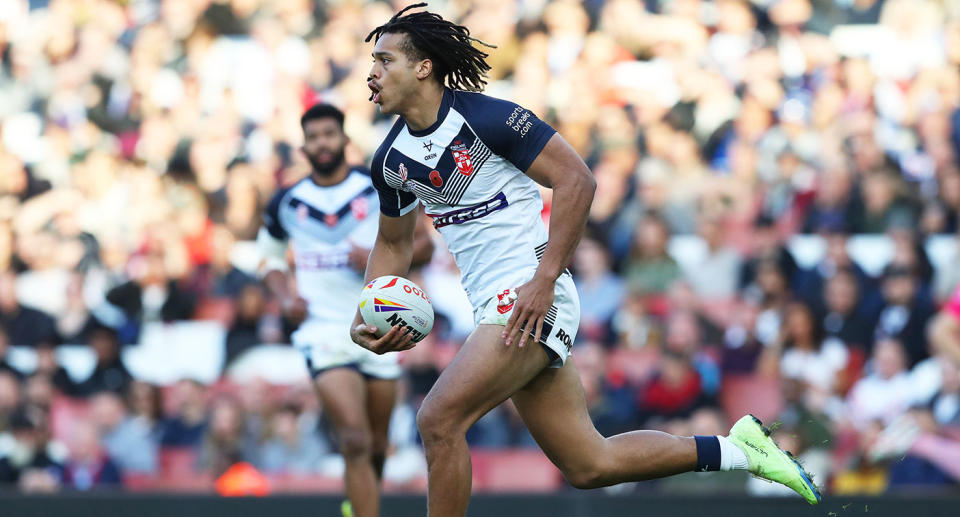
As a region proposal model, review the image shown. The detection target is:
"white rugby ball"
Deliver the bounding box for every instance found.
[358,275,434,343]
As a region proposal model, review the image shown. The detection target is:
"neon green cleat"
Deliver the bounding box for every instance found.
[340,500,354,517]
[727,414,822,505]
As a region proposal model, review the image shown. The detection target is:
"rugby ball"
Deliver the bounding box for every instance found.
[358,276,434,343]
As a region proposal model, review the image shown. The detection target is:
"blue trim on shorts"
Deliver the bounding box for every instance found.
[541,343,562,368]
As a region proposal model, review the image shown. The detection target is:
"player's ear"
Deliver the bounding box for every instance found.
[415,58,433,81]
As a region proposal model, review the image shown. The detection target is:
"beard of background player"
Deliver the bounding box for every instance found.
[306,146,346,177]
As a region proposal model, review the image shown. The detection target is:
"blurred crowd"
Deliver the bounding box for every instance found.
[2,0,960,496]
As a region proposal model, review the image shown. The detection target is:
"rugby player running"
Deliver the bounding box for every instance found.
[259,104,431,517]
[350,4,821,515]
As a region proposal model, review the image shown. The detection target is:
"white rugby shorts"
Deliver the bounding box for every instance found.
[473,272,579,368]
[292,318,401,380]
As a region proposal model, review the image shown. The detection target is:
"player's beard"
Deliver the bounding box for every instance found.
[307,148,346,177]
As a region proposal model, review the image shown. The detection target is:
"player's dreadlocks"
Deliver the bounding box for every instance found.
[365,3,496,92]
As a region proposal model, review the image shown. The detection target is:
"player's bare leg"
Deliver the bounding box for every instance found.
[415,324,552,517]
[365,377,398,480]
[314,368,392,517]
[513,358,820,503]
[512,359,697,487]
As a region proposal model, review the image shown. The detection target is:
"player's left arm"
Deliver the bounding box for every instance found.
[503,133,596,347]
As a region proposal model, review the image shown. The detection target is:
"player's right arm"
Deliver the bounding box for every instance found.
[257,186,307,326]
[350,208,420,353]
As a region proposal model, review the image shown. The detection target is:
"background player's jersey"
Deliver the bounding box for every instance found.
[371,88,556,309]
[262,169,379,322]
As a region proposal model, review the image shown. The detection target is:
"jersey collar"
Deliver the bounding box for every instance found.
[406,87,454,138]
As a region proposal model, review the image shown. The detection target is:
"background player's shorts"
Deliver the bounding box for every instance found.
[292,318,401,380]
[473,272,579,368]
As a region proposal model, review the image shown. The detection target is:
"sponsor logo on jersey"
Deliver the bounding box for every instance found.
[505,106,533,138]
[450,140,474,176]
[296,204,309,222]
[324,213,338,227]
[350,197,369,220]
[429,191,508,229]
[429,170,443,187]
[422,140,434,152]
[373,298,409,313]
[296,251,350,270]
[398,162,408,186]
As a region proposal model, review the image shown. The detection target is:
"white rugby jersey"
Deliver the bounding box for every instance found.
[262,169,379,322]
[371,88,556,309]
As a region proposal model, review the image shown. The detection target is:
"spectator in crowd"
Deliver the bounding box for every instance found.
[926,359,960,427]
[257,403,327,475]
[90,391,158,475]
[0,371,20,431]
[932,231,960,305]
[768,302,849,402]
[845,339,916,429]
[748,259,794,350]
[684,217,742,300]
[0,328,22,380]
[71,323,132,397]
[32,343,78,396]
[798,226,876,309]
[852,171,916,234]
[197,396,257,477]
[0,270,58,347]
[62,421,122,491]
[105,251,196,341]
[887,227,935,290]
[874,264,934,367]
[205,225,256,299]
[740,215,799,291]
[623,213,682,297]
[664,311,721,398]
[801,167,859,235]
[223,284,272,367]
[637,349,708,426]
[21,374,55,416]
[160,379,207,448]
[128,381,165,442]
[0,407,65,492]
[819,268,874,350]
[573,235,625,344]
[719,301,766,375]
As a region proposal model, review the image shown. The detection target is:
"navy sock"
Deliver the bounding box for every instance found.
[694,435,721,472]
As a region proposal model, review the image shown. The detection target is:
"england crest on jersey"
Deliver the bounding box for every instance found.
[398,162,411,190]
[350,197,369,220]
[450,140,474,176]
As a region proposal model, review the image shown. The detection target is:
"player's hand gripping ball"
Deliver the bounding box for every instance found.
[358,276,434,343]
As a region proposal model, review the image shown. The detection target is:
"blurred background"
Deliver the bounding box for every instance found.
[1,0,960,503]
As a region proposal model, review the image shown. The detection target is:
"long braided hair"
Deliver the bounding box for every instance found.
[365,3,496,92]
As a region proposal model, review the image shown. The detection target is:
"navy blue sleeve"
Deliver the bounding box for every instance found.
[262,187,290,240]
[458,92,556,172]
[371,121,418,217]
